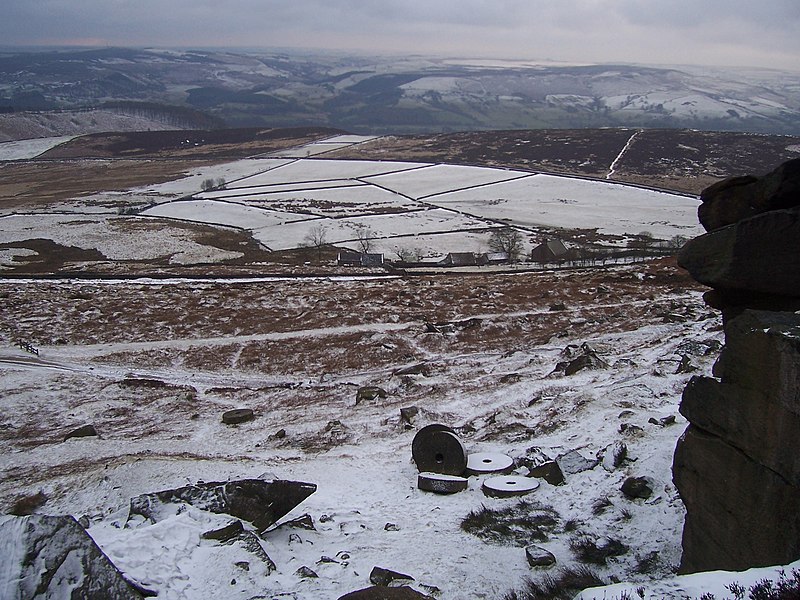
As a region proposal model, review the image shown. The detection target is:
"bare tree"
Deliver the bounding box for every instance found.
[488,227,524,262]
[215,177,226,189]
[302,224,328,262]
[395,247,422,263]
[355,225,376,254]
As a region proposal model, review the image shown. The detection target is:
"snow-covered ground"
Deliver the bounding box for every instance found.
[135,157,702,257]
[0,136,75,161]
[0,264,725,599]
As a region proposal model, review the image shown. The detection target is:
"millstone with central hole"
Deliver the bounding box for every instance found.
[412,427,467,476]
[482,476,540,498]
[466,452,514,475]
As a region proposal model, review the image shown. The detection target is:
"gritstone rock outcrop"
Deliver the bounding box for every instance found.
[673,158,800,573]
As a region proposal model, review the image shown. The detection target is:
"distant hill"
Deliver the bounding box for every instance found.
[0,47,798,136]
[0,102,222,142]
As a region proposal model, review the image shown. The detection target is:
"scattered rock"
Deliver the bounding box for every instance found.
[466,452,514,475]
[619,423,645,436]
[556,449,599,475]
[399,406,419,425]
[295,566,319,578]
[0,514,144,599]
[517,448,566,486]
[230,530,277,573]
[525,544,557,568]
[618,410,635,419]
[222,408,254,425]
[598,442,627,472]
[417,472,468,494]
[648,415,677,427]
[64,424,98,441]
[393,363,430,376]
[411,425,467,476]
[369,566,414,587]
[527,460,566,486]
[201,519,245,542]
[282,513,316,530]
[356,386,388,404]
[273,428,287,439]
[384,522,400,531]
[621,476,654,500]
[675,354,699,374]
[128,478,317,532]
[482,476,540,498]
[424,317,481,334]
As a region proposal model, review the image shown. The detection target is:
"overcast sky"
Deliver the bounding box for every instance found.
[3,0,799,70]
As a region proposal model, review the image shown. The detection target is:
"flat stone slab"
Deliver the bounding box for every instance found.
[412,426,466,475]
[482,475,540,498]
[417,472,469,494]
[466,452,514,475]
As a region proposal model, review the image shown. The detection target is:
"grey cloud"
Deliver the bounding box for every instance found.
[0,0,798,70]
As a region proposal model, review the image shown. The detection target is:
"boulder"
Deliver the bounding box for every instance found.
[698,158,800,232]
[356,386,388,404]
[556,449,599,475]
[518,448,566,485]
[338,587,433,600]
[369,566,414,586]
[525,544,557,568]
[64,424,98,441]
[621,476,653,500]
[598,441,627,472]
[128,478,316,533]
[0,514,144,599]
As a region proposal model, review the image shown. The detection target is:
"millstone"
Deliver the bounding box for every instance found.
[412,427,466,476]
[222,408,255,425]
[482,476,540,498]
[417,472,469,494]
[466,452,514,475]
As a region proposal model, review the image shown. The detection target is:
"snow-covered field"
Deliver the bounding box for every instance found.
[137,157,703,257]
[0,135,75,160]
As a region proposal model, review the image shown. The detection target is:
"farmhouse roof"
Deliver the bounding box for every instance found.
[531,239,569,261]
[439,252,479,267]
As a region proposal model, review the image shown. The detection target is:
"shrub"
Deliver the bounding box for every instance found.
[501,566,605,600]
[569,535,629,565]
[461,500,560,545]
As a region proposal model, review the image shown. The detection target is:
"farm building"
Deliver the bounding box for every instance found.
[531,239,569,263]
[337,250,385,267]
[438,252,480,267]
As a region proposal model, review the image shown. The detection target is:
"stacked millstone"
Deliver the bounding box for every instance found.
[673,158,800,573]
